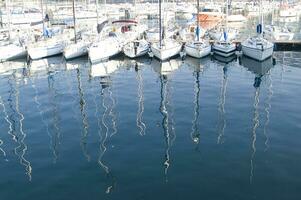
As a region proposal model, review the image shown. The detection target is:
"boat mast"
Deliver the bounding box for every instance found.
[260,0,263,37]
[271,0,274,25]
[226,0,228,34]
[5,0,11,40]
[96,0,99,24]
[41,0,45,37]
[197,0,199,41]
[159,0,162,48]
[72,0,77,43]
[134,0,137,18]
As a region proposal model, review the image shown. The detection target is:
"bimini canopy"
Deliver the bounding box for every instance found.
[112,20,138,25]
[97,20,109,34]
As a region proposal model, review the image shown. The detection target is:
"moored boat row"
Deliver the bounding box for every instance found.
[0,0,285,64]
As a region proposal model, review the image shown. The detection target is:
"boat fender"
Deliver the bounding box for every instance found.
[238,57,242,65]
[257,24,262,34]
[190,26,195,33]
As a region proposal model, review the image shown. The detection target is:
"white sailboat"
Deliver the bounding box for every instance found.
[212,0,236,57]
[122,1,150,58]
[89,35,121,64]
[209,27,238,41]
[28,38,65,60]
[0,0,27,62]
[241,0,274,61]
[112,20,147,46]
[123,39,149,58]
[64,0,90,60]
[146,26,178,42]
[263,4,294,42]
[64,39,90,60]
[264,25,294,41]
[88,1,122,64]
[150,0,182,61]
[184,0,211,58]
[0,43,27,62]
[27,0,65,60]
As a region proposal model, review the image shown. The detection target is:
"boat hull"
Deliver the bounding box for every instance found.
[0,44,27,62]
[28,43,64,60]
[242,45,273,61]
[64,42,89,60]
[185,43,211,58]
[213,43,236,57]
[88,38,121,64]
[123,40,149,58]
[151,40,182,61]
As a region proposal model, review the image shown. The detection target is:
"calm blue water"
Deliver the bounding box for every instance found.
[0,52,301,200]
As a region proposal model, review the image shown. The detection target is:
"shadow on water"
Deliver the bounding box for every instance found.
[240,56,274,183]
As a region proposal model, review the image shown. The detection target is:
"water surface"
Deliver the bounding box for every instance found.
[0,52,301,200]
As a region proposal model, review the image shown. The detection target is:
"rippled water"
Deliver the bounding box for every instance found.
[0,52,301,200]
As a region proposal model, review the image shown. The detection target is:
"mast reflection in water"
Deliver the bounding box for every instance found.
[91,60,119,194]
[154,59,179,182]
[0,52,300,200]
[241,56,274,183]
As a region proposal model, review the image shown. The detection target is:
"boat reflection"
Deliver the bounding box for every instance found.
[28,56,65,78]
[264,72,273,152]
[184,56,210,73]
[90,60,120,78]
[98,85,117,193]
[47,65,62,163]
[153,59,179,182]
[241,56,274,183]
[217,65,228,144]
[3,70,32,180]
[0,95,9,160]
[76,67,91,162]
[0,59,27,77]
[241,56,274,78]
[190,64,201,147]
[213,54,237,64]
[152,58,181,76]
[0,60,27,161]
[135,62,146,136]
[65,57,89,71]
[90,60,119,193]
